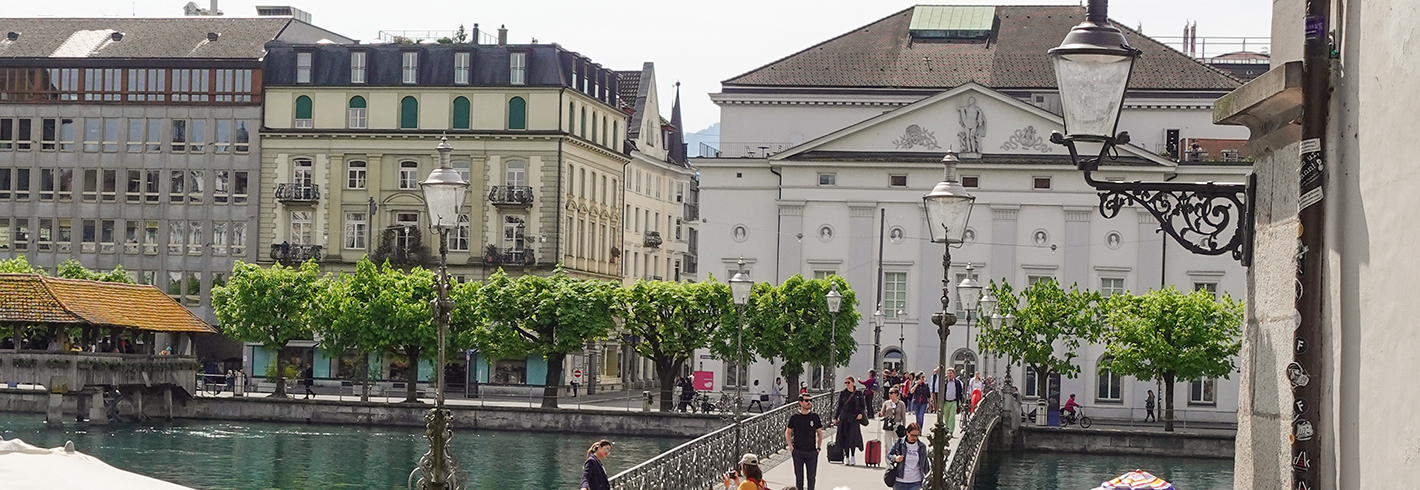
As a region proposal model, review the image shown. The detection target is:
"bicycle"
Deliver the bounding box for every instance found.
[1061,407,1092,428]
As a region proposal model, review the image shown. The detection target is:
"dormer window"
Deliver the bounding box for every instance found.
[510,52,526,85]
[296,52,312,83]
[454,52,471,84]
[402,52,418,84]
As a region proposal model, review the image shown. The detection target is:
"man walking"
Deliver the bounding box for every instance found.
[772,376,786,407]
[748,379,766,413]
[785,394,824,490]
[942,368,965,434]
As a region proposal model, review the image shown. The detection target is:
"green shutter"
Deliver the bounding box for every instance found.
[295,96,313,119]
[568,102,575,132]
[452,97,471,130]
[508,97,526,130]
[349,96,366,109]
[400,96,418,129]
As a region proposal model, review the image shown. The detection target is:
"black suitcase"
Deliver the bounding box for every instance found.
[827,441,844,463]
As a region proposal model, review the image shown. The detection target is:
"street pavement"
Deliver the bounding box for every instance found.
[758,412,963,490]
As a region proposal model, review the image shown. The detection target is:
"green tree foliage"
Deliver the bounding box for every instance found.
[715,275,861,393]
[1103,287,1243,431]
[57,259,135,283]
[211,261,322,398]
[361,262,438,404]
[978,278,1103,408]
[0,256,43,274]
[308,260,376,401]
[618,279,731,411]
[457,267,617,408]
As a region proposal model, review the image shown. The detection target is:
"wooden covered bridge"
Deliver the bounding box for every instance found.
[0,274,216,426]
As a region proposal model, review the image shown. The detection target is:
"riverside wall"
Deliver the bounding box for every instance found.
[0,389,726,437]
[1018,425,1236,459]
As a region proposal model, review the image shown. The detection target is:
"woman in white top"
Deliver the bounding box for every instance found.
[878,389,908,441]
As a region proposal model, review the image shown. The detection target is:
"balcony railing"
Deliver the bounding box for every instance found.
[274,183,320,203]
[269,242,322,264]
[643,231,662,248]
[683,256,698,274]
[484,246,536,266]
[683,202,699,221]
[488,186,534,206]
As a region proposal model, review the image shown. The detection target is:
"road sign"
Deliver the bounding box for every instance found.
[572,369,583,380]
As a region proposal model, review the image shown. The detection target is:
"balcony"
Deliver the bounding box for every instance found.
[488,186,534,206]
[483,246,536,267]
[270,242,322,264]
[372,227,429,266]
[684,202,699,221]
[643,231,662,249]
[275,183,320,203]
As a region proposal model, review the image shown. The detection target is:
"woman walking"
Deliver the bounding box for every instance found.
[878,389,908,442]
[887,423,930,490]
[859,370,878,419]
[1144,390,1156,422]
[580,439,613,490]
[835,376,867,465]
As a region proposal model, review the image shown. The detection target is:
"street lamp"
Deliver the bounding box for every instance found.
[896,309,906,371]
[872,305,885,381]
[957,265,982,380]
[415,136,469,490]
[922,151,976,490]
[728,258,753,459]
[978,288,997,377]
[825,282,843,385]
[1049,0,1253,265]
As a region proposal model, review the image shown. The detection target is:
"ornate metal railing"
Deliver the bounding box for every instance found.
[269,243,322,264]
[642,231,662,248]
[488,185,534,206]
[274,183,320,203]
[483,246,536,266]
[945,385,1007,489]
[610,392,834,490]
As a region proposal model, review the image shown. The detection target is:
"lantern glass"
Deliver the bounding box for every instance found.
[958,275,982,313]
[1052,52,1134,141]
[729,271,753,306]
[923,185,975,244]
[420,167,469,231]
[825,284,843,313]
[979,291,998,317]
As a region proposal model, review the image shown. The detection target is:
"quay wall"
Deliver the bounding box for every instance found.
[1018,425,1235,459]
[0,389,726,438]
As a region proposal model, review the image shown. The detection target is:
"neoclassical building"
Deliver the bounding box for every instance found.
[695,5,1250,422]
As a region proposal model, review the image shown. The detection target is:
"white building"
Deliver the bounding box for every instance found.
[617,63,697,284]
[695,5,1250,422]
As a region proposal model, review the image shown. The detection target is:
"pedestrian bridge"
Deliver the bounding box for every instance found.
[610,384,1018,490]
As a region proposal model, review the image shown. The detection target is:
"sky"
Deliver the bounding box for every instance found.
[9,0,1273,135]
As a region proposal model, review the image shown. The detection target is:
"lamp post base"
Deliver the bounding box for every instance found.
[416,407,461,490]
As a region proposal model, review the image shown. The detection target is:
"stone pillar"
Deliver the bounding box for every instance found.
[45,393,63,428]
[87,392,108,425]
[164,386,173,421]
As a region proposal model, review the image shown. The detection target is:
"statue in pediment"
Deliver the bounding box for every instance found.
[958,96,987,154]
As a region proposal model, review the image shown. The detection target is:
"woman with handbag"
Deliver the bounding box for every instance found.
[886,423,929,490]
[878,389,907,442]
[834,376,866,466]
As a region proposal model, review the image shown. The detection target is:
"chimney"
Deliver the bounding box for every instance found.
[471,23,479,45]
[498,25,507,45]
[210,0,222,15]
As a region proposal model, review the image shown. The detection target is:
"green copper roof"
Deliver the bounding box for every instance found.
[909,5,996,38]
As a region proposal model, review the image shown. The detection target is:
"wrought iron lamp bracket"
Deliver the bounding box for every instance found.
[1052,132,1255,266]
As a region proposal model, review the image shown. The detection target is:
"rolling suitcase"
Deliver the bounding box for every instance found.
[864,439,882,467]
[827,440,844,463]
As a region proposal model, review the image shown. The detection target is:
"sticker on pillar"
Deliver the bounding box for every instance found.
[1294,337,1308,355]
[1287,362,1310,388]
[1294,397,1308,416]
[1299,137,1323,190]
[1293,419,1315,442]
[1293,451,1311,472]
[1295,481,1312,490]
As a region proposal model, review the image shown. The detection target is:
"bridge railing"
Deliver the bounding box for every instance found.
[610,392,835,490]
[946,383,1009,490]
[0,351,198,394]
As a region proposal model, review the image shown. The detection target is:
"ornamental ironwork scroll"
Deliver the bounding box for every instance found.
[415,407,461,490]
[1085,171,1254,265]
[609,392,835,490]
[945,386,1005,490]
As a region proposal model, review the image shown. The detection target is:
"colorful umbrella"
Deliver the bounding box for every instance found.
[1090,470,1176,490]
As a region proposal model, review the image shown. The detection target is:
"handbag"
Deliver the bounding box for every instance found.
[883,461,899,487]
[760,394,770,401]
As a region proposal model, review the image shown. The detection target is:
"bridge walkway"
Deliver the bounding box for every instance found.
[758,412,963,490]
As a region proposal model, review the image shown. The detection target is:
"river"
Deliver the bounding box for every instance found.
[973,450,1234,490]
[1,413,685,489]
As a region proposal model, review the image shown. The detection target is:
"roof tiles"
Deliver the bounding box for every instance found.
[0,274,215,334]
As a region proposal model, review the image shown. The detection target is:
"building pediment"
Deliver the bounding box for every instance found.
[771,82,1174,167]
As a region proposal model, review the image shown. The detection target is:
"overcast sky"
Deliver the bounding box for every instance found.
[10,0,1272,134]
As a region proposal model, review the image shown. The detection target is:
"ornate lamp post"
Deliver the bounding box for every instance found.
[872,305,885,379]
[415,137,469,490]
[978,288,998,377]
[957,265,982,378]
[728,259,754,459]
[897,309,906,370]
[825,282,843,385]
[922,151,976,490]
[1049,0,1253,265]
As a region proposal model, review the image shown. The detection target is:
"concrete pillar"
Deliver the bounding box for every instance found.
[87,392,108,425]
[164,386,173,421]
[134,390,144,421]
[45,393,63,428]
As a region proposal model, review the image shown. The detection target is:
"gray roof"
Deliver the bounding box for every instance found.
[616,69,641,110]
[0,17,351,60]
[724,5,1240,92]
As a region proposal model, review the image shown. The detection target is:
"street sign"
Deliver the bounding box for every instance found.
[693,370,714,391]
[572,369,583,380]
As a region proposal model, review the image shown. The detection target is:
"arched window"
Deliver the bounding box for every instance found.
[400,96,418,130]
[612,120,619,151]
[451,96,471,130]
[579,107,586,137]
[591,110,598,142]
[567,102,575,133]
[1097,356,1122,401]
[507,96,526,130]
[294,95,313,128]
[951,348,977,379]
[348,96,367,129]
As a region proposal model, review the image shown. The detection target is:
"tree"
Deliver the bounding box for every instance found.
[308,259,382,401]
[362,261,438,404]
[978,278,1103,414]
[211,261,322,398]
[57,258,136,283]
[618,279,730,411]
[459,268,617,409]
[0,256,43,273]
[1103,287,1243,431]
[715,275,861,394]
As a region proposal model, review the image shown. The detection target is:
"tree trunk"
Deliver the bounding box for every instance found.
[1035,365,1050,425]
[404,346,422,404]
[785,367,802,399]
[359,351,371,403]
[271,349,288,398]
[1163,372,1176,432]
[655,357,679,412]
[543,352,565,409]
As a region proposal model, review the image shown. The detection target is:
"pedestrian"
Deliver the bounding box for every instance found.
[878,389,907,442]
[969,372,985,412]
[748,380,766,413]
[1144,390,1156,422]
[678,376,696,412]
[302,365,316,399]
[721,453,769,490]
[785,393,823,490]
[580,439,612,490]
[910,375,931,429]
[887,423,930,490]
[772,376,786,407]
[859,370,878,419]
[225,369,235,394]
[835,376,866,466]
[929,368,939,412]
[941,368,965,434]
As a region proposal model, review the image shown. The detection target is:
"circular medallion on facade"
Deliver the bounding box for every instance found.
[963,228,976,243]
[731,224,749,243]
[889,226,906,244]
[1105,231,1123,250]
[818,225,835,242]
[1032,229,1049,246]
